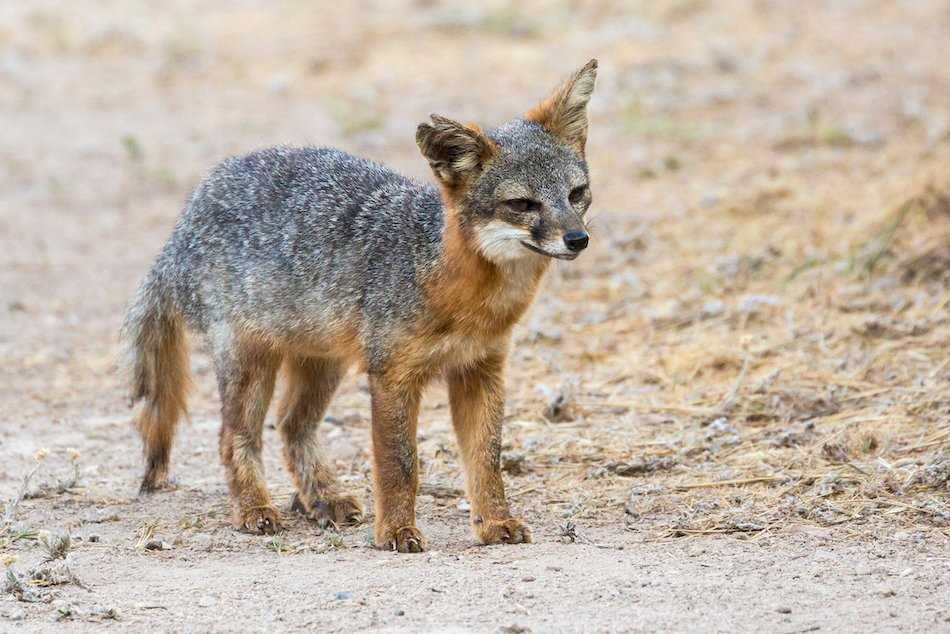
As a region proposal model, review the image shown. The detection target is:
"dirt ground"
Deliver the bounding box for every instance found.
[1,1,949,632]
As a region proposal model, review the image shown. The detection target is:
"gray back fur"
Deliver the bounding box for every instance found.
[132,118,588,369]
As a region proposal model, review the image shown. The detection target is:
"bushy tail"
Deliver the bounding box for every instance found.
[121,270,189,494]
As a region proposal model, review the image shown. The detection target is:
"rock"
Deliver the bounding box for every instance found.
[4,608,26,621]
[647,299,690,327]
[738,294,781,314]
[334,591,353,601]
[814,473,844,497]
[529,326,563,343]
[600,456,676,477]
[83,508,121,524]
[192,533,213,550]
[537,383,578,422]
[707,417,737,436]
[770,421,816,448]
[501,453,529,475]
[700,299,725,319]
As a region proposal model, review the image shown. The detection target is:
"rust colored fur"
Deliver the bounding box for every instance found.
[365,202,548,550]
[426,207,547,335]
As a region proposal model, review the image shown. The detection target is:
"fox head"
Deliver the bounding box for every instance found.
[417,59,597,262]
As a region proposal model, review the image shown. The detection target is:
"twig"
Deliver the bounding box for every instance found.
[2,463,43,527]
[718,353,750,414]
[675,476,782,490]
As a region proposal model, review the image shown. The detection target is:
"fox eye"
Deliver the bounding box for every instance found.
[505,198,541,213]
[569,185,588,204]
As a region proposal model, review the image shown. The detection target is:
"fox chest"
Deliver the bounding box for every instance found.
[425,274,542,364]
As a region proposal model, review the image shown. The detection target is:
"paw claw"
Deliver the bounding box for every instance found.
[291,493,363,528]
[236,506,282,535]
[139,475,178,495]
[376,526,426,553]
[475,518,532,545]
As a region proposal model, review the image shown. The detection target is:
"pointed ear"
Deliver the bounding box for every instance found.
[526,59,598,153]
[416,115,497,187]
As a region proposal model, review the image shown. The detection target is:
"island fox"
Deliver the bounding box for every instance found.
[122,59,597,552]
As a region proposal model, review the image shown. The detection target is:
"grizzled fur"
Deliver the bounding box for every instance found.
[151,148,446,368]
[123,60,598,552]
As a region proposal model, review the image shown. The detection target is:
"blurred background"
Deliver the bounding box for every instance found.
[1,0,949,565]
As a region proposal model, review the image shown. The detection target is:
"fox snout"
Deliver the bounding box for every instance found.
[526,206,590,260]
[563,230,589,252]
[531,230,589,260]
[474,203,591,262]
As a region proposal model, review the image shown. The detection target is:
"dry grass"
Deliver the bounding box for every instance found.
[478,172,950,539]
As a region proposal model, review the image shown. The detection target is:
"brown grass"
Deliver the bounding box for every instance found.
[484,171,950,538]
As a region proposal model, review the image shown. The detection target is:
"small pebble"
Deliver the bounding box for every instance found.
[5,608,26,621]
[738,293,781,314]
[197,596,216,608]
[700,299,725,319]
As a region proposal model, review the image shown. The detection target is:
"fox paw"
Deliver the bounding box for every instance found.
[235,506,282,535]
[138,474,178,495]
[290,492,363,528]
[375,525,426,553]
[473,517,532,545]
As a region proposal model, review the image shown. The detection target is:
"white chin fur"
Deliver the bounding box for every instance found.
[536,239,575,258]
[475,220,533,262]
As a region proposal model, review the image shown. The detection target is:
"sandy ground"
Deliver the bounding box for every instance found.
[1,1,949,632]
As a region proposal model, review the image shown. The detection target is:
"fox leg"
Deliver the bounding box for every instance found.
[448,352,531,545]
[369,370,426,553]
[215,339,281,534]
[277,356,362,527]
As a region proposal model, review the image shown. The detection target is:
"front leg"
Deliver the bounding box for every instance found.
[448,353,531,545]
[369,371,426,553]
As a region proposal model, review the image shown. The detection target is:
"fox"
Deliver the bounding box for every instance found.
[122,59,597,552]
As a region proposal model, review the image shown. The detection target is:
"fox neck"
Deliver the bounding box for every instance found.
[425,202,549,337]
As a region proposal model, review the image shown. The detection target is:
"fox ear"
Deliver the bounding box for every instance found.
[526,59,598,154]
[416,115,497,187]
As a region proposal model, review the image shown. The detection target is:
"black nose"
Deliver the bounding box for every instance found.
[563,231,589,252]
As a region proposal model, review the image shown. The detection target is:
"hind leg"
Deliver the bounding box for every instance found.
[278,356,362,528]
[215,339,282,534]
